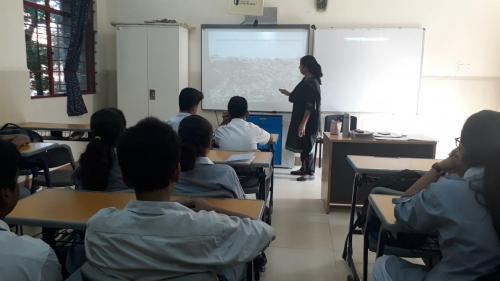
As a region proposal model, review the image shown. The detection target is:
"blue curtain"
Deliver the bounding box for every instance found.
[64,0,91,116]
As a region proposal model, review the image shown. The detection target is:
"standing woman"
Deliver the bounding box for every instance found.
[280,55,322,181]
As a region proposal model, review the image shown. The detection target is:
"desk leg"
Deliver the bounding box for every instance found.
[342,173,362,281]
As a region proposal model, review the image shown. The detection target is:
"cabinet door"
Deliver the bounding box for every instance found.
[147,27,180,121]
[117,27,149,126]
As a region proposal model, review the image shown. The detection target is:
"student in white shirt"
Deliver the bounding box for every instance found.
[175,115,246,199]
[0,140,62,281]
[167,87,204,132]
[214,96,271,151]
[85,118,275,281]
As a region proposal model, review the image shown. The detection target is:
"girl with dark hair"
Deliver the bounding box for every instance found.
[175,115,245,199]
[74,108,128,191]
[280,55,322,181]
[373,110,500,281]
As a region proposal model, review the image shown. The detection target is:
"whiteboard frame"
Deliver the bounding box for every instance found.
[313,27,426,114]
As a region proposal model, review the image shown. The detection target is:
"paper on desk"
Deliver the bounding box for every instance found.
[225,153,256,164]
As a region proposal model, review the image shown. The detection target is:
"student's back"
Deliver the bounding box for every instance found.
[85,118,274,281]
[0,140,61,281]
[175,115,245,199]
[75,108,128,192]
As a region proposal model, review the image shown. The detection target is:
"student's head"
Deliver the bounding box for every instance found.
[117,118,180,197]
[178,115,213,172]
[300,55,323,84]
[179,88,204,114]
[79,108,127,190]
[228,96,248,119]
[0,140,21,218]
[460,110,500,236]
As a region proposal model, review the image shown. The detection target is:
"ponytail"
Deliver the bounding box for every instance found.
[178,115,213,172]
[79,139,113,190]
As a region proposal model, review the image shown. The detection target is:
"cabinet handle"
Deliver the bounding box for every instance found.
[149,89,156,100]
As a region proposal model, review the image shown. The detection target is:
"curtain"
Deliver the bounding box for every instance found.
[64,0,92,116]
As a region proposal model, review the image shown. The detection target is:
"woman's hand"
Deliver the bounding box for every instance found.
[279,89,290,96]
[298,124,306,138]
[438,148,466,175]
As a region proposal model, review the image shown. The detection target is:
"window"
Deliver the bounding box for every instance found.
[24,0,95,98]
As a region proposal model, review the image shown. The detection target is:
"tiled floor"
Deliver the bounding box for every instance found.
[261,167,375,281]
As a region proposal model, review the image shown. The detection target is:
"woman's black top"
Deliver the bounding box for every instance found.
[285,78,321,153]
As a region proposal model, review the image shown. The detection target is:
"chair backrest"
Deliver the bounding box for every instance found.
[80,262,217,281]
[323,115,357,132]
[41,144,75,169]
[1,123,44,142]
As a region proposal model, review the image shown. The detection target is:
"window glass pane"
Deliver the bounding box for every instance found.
[49,0,71,13]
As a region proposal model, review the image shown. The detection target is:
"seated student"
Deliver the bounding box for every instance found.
[85,118,275,281]
[74,108,128,192]
[214,96,271,151]
[167,87,204,132]
[175,115,246,199]
[0,140,62,281]
[373,110,500,281]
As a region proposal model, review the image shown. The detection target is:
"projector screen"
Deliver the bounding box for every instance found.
[202,25,310,112]
[314,28,424,113]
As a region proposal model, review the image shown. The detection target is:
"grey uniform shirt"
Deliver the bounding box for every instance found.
[0,219,62,281]
[166,112,191,132]
[392,167,500,281]
[175,157,246,199]
[85,200,275,280]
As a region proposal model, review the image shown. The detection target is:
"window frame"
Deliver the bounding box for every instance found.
[24,0,96,99]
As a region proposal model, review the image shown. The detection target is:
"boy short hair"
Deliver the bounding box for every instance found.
[228,96,248,119]
[0,140,20,190]
[179,88,204,112]
[117,118,180,192]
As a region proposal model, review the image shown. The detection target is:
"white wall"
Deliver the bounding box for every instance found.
[2,0,500,158]
[0,0,109,125]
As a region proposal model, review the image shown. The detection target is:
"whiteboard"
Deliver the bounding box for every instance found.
[314,28,424,113]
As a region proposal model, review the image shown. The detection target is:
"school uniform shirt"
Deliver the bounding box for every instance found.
[214,118,270,151]
[0,219,62,281]
[380,167,500,281]
[85,200,275,281]
[166,112,191,132]
[175,157,246,199]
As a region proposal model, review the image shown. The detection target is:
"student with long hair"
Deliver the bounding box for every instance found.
[279,55,322,181]
[74,108,127,191]
[373,110,500,281]
[176,115,245,199]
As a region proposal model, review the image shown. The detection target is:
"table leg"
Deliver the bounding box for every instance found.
[342,173,362,281]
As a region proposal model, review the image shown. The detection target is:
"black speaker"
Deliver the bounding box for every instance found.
[316,0,328,11]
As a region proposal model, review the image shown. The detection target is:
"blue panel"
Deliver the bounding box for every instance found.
[248,115,283,166]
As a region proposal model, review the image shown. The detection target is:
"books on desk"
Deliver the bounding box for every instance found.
[224,153,256,164]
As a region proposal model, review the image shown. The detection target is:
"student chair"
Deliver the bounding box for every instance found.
[32,144,76,188]
[313,115,357,169]
[1,123,44,142]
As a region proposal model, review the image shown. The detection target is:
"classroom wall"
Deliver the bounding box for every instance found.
[0,0,109,125]
[97,0,500,158]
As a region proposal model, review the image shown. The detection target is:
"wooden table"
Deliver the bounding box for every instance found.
[321,133,436,209]
[18,122,91,141]
[5,189,265,230]
[208,150,273,168]
[18,142,58,157]
[368,194,398,226]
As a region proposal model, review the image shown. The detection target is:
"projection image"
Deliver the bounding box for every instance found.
[202,28,309,112]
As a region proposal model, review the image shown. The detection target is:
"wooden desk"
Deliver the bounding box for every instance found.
[5,189,265,230]
[18,142,57,157]
[18,122,90,132]
[208,150,273,168]
[347,156,437,175]
[321,133,436,210]
[368,194,398,226]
